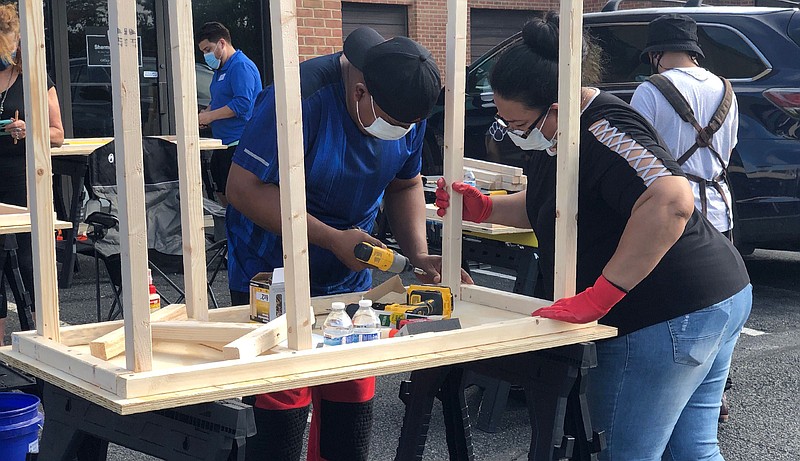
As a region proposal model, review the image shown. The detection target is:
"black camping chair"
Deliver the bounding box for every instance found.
[80,138,225,321]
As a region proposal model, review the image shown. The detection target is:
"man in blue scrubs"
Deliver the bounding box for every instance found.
[226,27,465,460]
[195,21,261,206]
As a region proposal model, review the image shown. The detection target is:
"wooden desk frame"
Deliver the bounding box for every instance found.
[1,0,614,415]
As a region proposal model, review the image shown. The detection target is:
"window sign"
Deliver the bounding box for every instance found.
[86,34,143,67]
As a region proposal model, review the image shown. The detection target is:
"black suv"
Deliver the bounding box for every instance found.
[423,5,800,253]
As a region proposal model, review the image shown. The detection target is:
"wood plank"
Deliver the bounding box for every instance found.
[441,0,468,293]
[207,305,251,323]
[425,204,532,235]
[108,0,153,372]
[151,321,260,343]
[222,316,288,360]
[2,321,616,415]
[19,0,60,342]
[553,0,584,299]
[11,334,124,394]
[460,285,553,316]
[60,321,123,347]
[270,0,313,350]
[89,304,188,360]
[51,137,223,156]
[464,158,523,178]
[168,0,208,320]
[119,308,603,399]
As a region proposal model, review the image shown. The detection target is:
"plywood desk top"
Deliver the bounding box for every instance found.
[51,136,224,156]
[0,202,72,234]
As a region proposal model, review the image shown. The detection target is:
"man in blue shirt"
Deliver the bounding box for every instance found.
[195,21,261,206]
[227,27,466,460]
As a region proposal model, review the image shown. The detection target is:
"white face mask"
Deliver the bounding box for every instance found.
[357,95,414,140]
[507,106,555,152]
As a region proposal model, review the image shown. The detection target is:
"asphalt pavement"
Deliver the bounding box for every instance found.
[2,248,799,460]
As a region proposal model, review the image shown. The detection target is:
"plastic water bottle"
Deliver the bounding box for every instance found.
[352,299,381,342]
[323,302,354,346]
[463,168,477,188]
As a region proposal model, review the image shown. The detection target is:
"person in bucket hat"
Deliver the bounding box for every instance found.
[631,13,741,426]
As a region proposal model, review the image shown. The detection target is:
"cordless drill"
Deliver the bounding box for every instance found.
[353,242,426,275]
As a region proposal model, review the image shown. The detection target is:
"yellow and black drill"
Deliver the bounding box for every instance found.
[353,242,426,275]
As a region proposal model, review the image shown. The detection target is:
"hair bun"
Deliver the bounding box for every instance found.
[521,13,559,61]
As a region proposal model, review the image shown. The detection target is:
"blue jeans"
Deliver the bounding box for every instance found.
[588,285,752,461]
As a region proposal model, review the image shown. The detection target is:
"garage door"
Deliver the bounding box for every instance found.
[470,9,539,62]
[342,2,408,40]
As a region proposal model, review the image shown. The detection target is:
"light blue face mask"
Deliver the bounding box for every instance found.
[0,50,17,72]
[203,45,220,70]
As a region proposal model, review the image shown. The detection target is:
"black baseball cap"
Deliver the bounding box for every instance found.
[344,27,441,124]
[640,14,705,64]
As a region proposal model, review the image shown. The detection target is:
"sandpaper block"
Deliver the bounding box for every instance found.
[394,318,461,337]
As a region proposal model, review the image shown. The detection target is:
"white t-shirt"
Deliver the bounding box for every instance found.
[631,67,739,232]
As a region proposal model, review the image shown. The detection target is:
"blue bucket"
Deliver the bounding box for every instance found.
[0,392,43,460]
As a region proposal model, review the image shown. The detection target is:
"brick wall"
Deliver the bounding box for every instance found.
[297,0,756,68]
[297,0,344,60]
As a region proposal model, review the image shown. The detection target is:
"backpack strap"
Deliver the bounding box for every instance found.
[646,73,735,233]
[645,74,733,166]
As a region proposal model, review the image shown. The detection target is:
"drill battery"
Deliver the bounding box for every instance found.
[406,285,453,318]
[373,300,435,328]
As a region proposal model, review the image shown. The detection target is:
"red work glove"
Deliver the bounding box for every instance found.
[532,275,627,324]
[434,177,493,223]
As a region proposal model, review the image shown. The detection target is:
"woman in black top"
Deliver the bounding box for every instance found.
[0,3,64,345]
[436,13,751,460]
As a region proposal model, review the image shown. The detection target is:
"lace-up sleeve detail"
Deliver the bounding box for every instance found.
[589,119,672,187]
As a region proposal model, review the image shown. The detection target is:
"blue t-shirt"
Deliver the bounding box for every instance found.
[227,52,425,296]
[209,50,262,144]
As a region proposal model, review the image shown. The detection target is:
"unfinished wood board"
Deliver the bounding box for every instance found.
[19,0,60,342]
[269,0,313,351]
[222,316,288,360]
[1,317,615,414]
[441,0,468,293]
[425,204,532,235]
[169,0,208,321]
[50,137,223,156]
[553,1,584,299]
[0,203,72,234]
[107,1,153,372]
[89,304,188,360]
[464,158,524,178]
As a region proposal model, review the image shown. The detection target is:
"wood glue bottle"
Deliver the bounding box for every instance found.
[148,269,161,312]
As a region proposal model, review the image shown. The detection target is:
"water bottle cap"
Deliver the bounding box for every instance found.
[331,302,346,310]
[358,299,372,308]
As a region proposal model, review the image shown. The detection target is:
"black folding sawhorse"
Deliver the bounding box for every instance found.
[31,382,256,461]
[394,343,605,461]
[0,233,35,331]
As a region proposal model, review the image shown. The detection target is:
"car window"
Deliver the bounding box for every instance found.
[698,25,767,79]
[588,24,649,83]
[467,53,501,96]
[588,23,769,84]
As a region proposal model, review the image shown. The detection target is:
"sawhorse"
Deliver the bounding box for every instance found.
[33,382,256,461]
[0,234,35,331]
[395,343,605,461]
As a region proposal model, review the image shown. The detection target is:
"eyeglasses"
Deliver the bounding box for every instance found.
[493,108,548,140]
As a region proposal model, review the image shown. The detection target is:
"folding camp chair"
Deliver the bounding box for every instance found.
[81,138,225,320]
